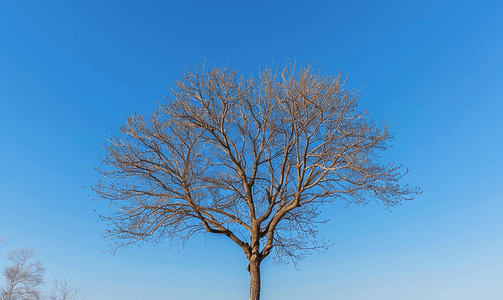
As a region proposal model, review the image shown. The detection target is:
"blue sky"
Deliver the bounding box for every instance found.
[1,0,502,299]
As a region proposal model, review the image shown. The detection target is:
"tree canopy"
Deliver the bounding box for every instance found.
[92,62,421,299]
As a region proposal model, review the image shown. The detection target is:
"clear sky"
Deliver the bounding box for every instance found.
[1,0,502,299]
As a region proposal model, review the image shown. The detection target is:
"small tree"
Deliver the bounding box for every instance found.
[1,249,45,300]
[47,278,83,300]
[92,62,420,299]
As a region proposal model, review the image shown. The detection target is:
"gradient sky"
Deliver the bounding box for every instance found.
[1,1,502,299]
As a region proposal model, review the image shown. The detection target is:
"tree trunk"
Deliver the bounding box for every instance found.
[248,255,261,300]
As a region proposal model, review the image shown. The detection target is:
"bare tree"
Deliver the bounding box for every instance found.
[47,278,83,300]
[92,62,421,299]
[1,249,45,300]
